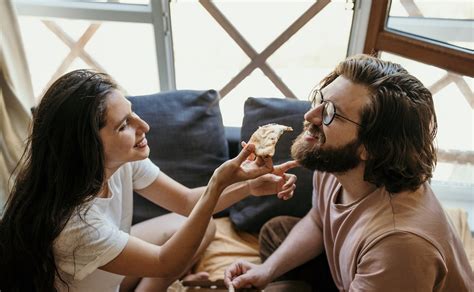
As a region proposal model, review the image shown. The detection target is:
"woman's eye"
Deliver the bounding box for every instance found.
[118,122,128,131]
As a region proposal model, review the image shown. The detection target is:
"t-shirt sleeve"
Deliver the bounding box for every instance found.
[54,208,130,280]
[131,158,160,190]
[349,232,447,292]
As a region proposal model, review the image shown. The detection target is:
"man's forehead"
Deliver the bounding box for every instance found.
[323,76,370,103]
[322,76,371,115]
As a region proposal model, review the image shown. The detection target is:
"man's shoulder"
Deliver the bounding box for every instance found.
[363,230,443,261]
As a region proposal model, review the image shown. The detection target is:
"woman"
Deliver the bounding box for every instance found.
[0,70,297,292]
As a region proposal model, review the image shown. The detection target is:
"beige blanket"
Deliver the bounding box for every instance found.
[194,217,261,281]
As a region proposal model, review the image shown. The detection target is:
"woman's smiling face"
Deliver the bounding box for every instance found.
[99,89,150,171]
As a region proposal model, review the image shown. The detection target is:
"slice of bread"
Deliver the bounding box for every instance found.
[248,123,293,157]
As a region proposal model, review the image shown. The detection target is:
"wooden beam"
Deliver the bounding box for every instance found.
[40,21,106,99]
[218,0,330,97]
[199,0,297,99]
[438,149,474,164]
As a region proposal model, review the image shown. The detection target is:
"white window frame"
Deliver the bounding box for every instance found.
[14,0,377,91]
[13,0,176,91]
[347,0,372,56]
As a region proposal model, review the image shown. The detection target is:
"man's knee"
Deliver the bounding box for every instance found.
[259,216,300,261]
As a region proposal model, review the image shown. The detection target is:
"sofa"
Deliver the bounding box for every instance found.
[128,89,313,232]
[128,89,474,290]
[128,89,313,289]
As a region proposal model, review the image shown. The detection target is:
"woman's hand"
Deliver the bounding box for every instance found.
[248,161,299,200]
[212,144,273,189]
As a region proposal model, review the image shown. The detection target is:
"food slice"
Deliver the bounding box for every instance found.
[248,123,293,157]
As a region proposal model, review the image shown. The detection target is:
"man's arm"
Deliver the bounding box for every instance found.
[263,210,324,280]
[225,208,324,289]
[349,232,446,292]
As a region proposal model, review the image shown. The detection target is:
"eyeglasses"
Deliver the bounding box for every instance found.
[308,89,362,127]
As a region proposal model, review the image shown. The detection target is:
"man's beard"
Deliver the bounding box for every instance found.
[291,123,362,173]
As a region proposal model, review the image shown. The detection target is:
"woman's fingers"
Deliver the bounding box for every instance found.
[241,141,256,161]
[277,174,297,200]
[277,184,296,200]
[235,143,256,164]
[273,160,299,175]
[282,173,297,188]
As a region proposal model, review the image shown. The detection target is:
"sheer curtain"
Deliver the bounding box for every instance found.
[0,0,34,215]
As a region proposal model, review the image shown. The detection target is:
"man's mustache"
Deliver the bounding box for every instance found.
[302,121,326,145]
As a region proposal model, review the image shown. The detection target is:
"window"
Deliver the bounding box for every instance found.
[364,0,474,229]
[170,0,355,126]
[387,0,472,51]
[14,0,174,101]
[17,16,159,100]
[16,0,358,126]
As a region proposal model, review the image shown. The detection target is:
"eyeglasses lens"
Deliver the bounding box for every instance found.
[323,102,334,125]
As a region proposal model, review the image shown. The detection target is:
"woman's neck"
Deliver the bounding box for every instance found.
[97,182,110,198]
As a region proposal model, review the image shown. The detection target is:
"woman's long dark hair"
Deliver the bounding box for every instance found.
[0,69,117,291]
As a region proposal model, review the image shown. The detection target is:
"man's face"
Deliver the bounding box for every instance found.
[291,76,371,173]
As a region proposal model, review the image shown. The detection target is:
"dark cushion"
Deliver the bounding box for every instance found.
[225,126,241,159]
[129,90,229,224]
[229,97,313,233]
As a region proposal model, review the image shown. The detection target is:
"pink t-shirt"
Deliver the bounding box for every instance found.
[310,171,473,292]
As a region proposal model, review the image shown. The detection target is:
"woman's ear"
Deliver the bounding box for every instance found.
[359,144,368,161]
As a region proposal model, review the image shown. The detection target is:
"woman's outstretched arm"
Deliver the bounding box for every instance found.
[100,144,272,278]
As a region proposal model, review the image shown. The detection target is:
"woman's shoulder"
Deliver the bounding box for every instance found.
[54,204,127,255]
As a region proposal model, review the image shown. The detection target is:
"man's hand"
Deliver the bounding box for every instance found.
[224,260,272,290]
[248,160,299,200]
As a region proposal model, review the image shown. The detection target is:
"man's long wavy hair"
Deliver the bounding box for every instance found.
[320,54,437,193]
[0,69,117,291]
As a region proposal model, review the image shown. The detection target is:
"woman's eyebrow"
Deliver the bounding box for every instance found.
[113,114,129,130]
[113,101,133,130]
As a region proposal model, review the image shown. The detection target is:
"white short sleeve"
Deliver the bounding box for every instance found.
[54,206,129,280]
[131,158,160,190]
[54,158,159,285]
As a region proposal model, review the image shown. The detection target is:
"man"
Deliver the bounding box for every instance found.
[224,55,473,291]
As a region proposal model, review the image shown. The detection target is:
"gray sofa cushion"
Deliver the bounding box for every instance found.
[129,89,229,224]
[229,97,314,233]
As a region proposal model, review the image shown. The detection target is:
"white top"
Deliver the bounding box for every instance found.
[54,158,160,292]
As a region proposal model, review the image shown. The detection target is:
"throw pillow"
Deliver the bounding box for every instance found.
[229,97,313,233]
[129,89,229,224]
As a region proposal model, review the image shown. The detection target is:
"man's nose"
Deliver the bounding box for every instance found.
[304,105,324,126]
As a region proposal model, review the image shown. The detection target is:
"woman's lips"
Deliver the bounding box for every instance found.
[135,138,148,148]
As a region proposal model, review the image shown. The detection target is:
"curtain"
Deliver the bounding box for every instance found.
[0,0,34,215]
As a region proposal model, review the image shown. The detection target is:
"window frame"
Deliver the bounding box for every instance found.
[14,0,177,91]
[363,0,474,77]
